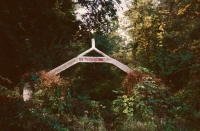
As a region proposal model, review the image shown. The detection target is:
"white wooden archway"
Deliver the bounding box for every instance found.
[23,39,133,101]
[47,39,133,76]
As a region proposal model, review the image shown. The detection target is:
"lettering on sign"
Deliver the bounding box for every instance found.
[79,57,106,62]
[46,38,133,76]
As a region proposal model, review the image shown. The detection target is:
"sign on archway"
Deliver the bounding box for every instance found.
[23,39,133,101]
[47,39,133,76]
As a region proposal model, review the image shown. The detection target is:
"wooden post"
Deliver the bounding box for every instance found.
[23,83,32,101]
[92,38,95,48]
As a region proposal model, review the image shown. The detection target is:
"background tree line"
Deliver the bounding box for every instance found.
[0,0,200,130]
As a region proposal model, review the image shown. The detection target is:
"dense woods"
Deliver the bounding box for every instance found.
[0,0,200,130]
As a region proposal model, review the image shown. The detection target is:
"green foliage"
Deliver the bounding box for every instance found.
[0,86,24,130]
[76,0,117,35]
[118,118,157,131]
[112,94,134,123]
[68,34,124,101]
[0,75,13,88]
[124,1,200,129]
[112,66,187,130]
[112,81,168,123]
[111,67,200,130]
[0,73,109,131]
[0,0,79,84]
[127,0,200,90]
[76,116,106,131]
[166,82,200,130]
[135,66,153,74]
[1,0,200,130]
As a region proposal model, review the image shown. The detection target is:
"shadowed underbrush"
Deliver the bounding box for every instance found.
[1,69,200,130]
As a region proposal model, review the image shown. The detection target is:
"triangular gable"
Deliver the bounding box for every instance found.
[47,39,133,76]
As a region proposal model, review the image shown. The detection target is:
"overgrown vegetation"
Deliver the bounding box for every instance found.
[1,0,200,130]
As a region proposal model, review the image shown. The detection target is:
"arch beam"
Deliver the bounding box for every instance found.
[46,38,133,76]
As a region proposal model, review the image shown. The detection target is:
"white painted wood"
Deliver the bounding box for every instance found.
[78,48,93,57]
[108,58,133,74]
[47,58,79,76]
[78,56,111,63]
[46,38,133,76]
[23,39,134,101]
[92,38,95,48]
[93,48,110,57]
[23,83,32,101]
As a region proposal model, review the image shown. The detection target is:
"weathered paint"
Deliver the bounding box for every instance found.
[23,83,32,101]
[23,39,133,101]
[46,38,133,76]
[47,58,79,76]
[78,57,110,62]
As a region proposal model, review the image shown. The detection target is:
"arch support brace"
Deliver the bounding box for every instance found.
[47,38,133,76]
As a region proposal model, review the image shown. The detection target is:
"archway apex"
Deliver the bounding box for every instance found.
[46,38,133,76]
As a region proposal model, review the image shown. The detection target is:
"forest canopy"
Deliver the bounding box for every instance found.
[0,0,200,130]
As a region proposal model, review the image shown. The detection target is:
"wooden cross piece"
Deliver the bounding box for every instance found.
[46,38,133,76]
[23,38,133,101]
